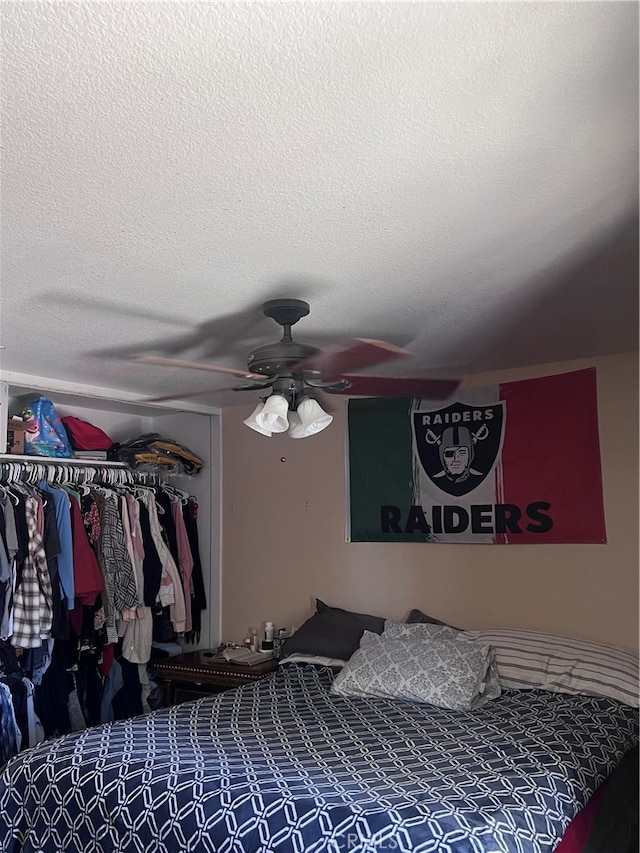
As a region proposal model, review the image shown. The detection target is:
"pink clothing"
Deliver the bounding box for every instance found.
[172,500,194,633]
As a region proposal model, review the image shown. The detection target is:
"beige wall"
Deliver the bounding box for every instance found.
[221,353,639,651]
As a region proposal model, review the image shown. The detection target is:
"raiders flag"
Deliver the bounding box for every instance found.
[346,368,606,544]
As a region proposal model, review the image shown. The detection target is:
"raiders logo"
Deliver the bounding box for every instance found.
[413,401,505,497]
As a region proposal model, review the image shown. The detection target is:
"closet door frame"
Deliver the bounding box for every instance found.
[0,370,223,651]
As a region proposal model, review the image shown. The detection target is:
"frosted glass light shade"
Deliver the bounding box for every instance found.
[255,394,290,433]
[287,411,304,438]
[292,397,333,437]
[243,402,272,436]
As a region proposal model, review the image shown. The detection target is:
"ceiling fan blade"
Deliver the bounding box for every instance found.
[142,388,236,403]
[294,338,407,380]
[143,378,276,404]
[135,355,265,381]
[47,292,195,328]
[325,375,460,399]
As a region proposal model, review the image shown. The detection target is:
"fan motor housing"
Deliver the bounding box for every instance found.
[247,340,319,376]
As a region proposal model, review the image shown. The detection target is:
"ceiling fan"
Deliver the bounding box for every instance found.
[136,298,460,406]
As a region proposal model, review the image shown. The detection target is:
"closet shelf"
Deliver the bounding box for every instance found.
[0,453,128,468]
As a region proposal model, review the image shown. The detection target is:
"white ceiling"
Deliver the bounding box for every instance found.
[1,1,638,407]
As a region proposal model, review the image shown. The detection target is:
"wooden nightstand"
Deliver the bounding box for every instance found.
[153,650,278,706]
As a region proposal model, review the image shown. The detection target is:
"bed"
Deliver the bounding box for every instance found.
[1,607,638,852]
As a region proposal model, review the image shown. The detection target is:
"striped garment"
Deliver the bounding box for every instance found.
[462,626,639,707]
[10,497,53,649]
[96,494,138,644]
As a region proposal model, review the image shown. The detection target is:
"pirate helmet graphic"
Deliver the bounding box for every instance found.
[439,425,475,482]
[413,401,505,497]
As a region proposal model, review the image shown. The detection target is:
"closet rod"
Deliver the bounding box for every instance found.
[0,455,178,485]
[0,453,127,468]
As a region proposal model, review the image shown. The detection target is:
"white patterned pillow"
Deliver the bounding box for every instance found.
[331,630,500,710]
[382,620,501,704]
[384,620,460,641]
[461,627,639,707]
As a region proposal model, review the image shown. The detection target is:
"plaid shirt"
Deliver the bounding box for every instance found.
[97,494,138,644]
[11,496,53,649]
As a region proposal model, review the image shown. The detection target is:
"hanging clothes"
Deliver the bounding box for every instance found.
[0,670,44,752]
[183,497,206,645]
[119,492,153,665]
[0,460,205,754]
[92,490,138,644]
[0,681,21,764]
[11,495,53,649]
[172,499,194,634]
[41,494,67,641]
[38,482,74,609]
[66,489,103,609]
[139,490,186,634]
[0,496,15,641]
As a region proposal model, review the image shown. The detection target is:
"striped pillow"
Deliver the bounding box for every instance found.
[461,627,639,707]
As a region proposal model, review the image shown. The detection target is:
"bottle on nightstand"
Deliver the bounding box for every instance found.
[261,621,274,654]
[249,627,259,652]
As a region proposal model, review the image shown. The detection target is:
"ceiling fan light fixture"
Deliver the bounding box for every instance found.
[243,402,272,436]
[293,397,333,437]
[255,393,290,433]
[287,410,304,439]
[136,297,461,416]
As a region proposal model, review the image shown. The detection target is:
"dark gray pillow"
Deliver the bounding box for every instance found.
[406,608,460,631]
[282,599,386,661]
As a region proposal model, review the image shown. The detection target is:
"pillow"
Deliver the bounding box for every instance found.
[331,630,500,711]
[406,608,460,630]
[383,620,502,704]
[281,599,386,661]
[385,620,460,642]
[461,627,639,708]
[279,653,346,669]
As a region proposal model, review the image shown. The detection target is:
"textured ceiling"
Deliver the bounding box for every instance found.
[0,1,638,406]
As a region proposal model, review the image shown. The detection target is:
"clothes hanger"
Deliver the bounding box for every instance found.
[0,482,21,505]
[161,482,189,504]
[0,463,21,500]
[88,480,113,497]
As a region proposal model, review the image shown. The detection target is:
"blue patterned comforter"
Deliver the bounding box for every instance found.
[1,663,637,853]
